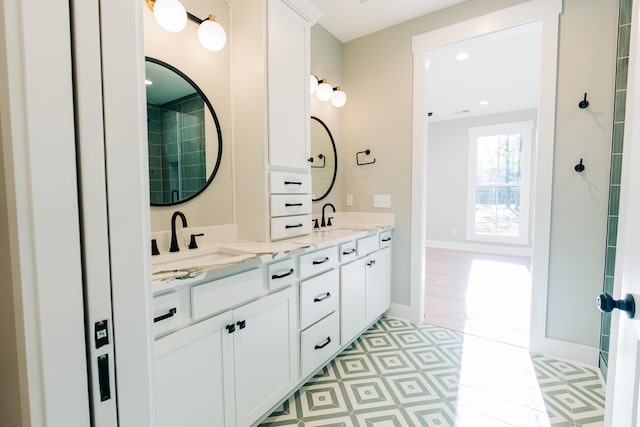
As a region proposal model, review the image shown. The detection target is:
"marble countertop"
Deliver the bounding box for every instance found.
[151,224,392,292]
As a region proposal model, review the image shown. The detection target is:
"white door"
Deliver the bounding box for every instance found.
[71,0,154,425]
[605,0,640,423]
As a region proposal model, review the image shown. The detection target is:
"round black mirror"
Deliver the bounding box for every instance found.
[310,116,337,201]
[145,57,222,206]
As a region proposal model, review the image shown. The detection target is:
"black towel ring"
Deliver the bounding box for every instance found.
[356,149,376,166]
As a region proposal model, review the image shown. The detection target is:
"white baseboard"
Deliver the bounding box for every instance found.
[426,239,532,257]
[530,336,600,367]
[387,303,418,323]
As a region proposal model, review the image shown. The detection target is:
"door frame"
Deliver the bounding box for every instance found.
[605,0,640,422]
[409,0,584,360]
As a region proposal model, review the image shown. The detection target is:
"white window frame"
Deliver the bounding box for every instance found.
[466,120,533,245]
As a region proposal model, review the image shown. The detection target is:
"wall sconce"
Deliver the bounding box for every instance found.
[310,75,346,107]
[146,0,227,52]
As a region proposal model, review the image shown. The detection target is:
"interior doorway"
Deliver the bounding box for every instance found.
[410,1,563,356]
[422,23,540,347]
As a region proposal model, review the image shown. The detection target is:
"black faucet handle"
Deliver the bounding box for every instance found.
[327,217,333,226]
[188,233,205,249]
[151,239,160,256]
[313,218,319,229]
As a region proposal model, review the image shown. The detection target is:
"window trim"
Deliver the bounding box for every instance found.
[466,120,533,245]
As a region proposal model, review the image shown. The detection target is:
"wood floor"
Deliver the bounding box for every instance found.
[424,247,532,348]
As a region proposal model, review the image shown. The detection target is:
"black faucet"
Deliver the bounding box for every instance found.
[169,211,188,252]
[321,203,336,227]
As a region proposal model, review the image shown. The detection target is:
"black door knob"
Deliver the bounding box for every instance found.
[597,293,636,318]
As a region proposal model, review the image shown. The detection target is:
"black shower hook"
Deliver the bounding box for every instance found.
[575,158,585,173]
[578,93,589,109]
[356,149,376,166]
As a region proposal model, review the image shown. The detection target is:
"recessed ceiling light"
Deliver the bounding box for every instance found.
[479,100,489,105]
[456,52,470,61]
[145,79,153,85]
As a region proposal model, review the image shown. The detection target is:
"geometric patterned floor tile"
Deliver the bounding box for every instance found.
[259,317,606,427]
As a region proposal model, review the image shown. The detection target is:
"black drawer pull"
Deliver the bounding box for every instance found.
[381,237,392,242]
[315,337,332,350]
[342,248,356,255]
[284,181,302,185]
[312,257,330,265]
[367,260,376,267]
[314,292,331,303]
[272,268,295,280]
[237,320,246,330]
[153,308,177,323]
[226,324,236,334]
[285,203,303,207]
[286,223,303,229]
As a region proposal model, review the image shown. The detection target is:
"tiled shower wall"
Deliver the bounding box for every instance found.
[600,0,632,381]
[146,93,206,204]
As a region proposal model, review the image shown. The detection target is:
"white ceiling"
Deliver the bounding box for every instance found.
[425,22,542,122]
[308,1,542,123]
[309,0,469,43]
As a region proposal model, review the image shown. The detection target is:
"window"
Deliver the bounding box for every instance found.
[466,121,533,244]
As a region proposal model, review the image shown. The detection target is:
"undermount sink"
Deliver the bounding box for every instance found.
[152,247,256,275]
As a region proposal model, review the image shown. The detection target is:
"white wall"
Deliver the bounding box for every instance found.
[426,110,537,246]
[342,0,617,349]
[310,24,343,213]
[546,0,618,347]
[144,0,234,231]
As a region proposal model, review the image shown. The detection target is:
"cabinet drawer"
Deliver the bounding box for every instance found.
[267,258,297,291]
[270,171,311,194]
[299,246,338,279]
[299,269,339,330]
[357,234,379,257]
[300,311,340,379]
[379,230,392,248]
[153,291,188,336]
[271,214,312,240]
[270,194,312,217]
[339,240,357,263]
[191,268,264,321]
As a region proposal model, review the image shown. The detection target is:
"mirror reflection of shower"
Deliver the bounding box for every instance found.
[148,97,207,204]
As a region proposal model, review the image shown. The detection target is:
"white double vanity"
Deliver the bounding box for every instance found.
[145,0,393,425]
[151,216,393,427]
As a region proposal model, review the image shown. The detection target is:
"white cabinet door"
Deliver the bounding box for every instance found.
[340,258,367,345]
[366,247,392,323]
[154,311,235,427]
[233,286,298,427]
[267,0,310,170]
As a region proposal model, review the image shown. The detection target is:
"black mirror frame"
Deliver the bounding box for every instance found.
[311,116,338,202]
[146,56,223,207]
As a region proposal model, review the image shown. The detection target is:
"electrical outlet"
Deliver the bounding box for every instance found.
[373,194,391,208]
[346,194,353,206]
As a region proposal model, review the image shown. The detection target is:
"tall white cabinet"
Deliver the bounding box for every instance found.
[230,0,321,241]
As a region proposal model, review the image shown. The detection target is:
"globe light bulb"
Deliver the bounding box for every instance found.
[331,88,347,107]
[316,80,333,101]
[310,75,318,94]
[198,15,226,51]
[153,0,187,33]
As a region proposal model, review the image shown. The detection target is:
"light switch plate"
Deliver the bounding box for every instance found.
[373,194,391,208]
[346,194,353,206]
